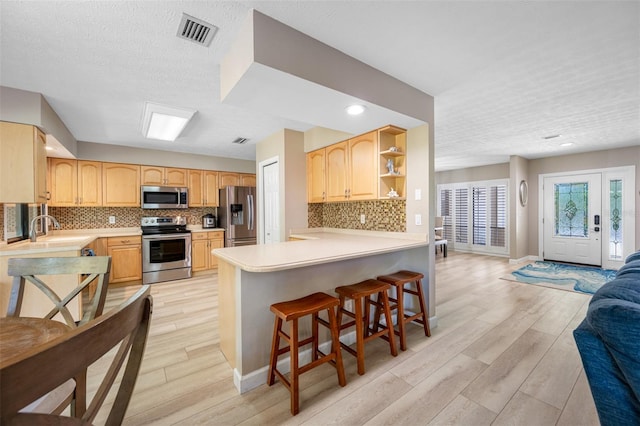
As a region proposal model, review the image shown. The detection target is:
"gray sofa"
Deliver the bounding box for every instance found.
[573,251,640,425]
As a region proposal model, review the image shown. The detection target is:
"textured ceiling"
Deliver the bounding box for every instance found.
[1,1,638,171]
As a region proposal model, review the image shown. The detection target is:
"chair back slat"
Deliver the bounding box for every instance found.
[7,257,112,328]
[0,286,152,426]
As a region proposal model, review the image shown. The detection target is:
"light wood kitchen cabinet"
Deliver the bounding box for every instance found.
[306,148,326,202]
[191,231,224,271]
[219,172,240,188]
[0,121,47,203]
[106,236,142,283]
[102,163,140,207]
[325,141,349,202]
[348,131,378,200]
[48,158,102,206]
[141,166,188,186]
[188,169,219,207]
[239,173,256,187]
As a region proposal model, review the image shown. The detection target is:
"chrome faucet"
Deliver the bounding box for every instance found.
[29,215,61,242]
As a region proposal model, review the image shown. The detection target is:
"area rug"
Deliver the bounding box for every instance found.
[502,261,617,295]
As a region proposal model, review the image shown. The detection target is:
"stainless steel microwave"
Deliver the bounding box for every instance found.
[141,186,188,209]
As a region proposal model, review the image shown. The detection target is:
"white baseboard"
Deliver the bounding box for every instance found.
[509,255,540,265]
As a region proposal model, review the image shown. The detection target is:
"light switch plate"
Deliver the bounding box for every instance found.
[415,189,421,200]
[415,214,422,226]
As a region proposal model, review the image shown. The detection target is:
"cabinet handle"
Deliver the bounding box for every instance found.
[46,191,51,200]
[344,189,348,198]
[121,240,129,244]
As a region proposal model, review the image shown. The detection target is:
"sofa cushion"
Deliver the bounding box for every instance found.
[587,298,640,408]
[617,260,640,278]
[590,277,640,305]
[625,251,640,264]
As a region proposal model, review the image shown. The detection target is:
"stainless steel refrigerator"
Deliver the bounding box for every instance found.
[219,186,257,247]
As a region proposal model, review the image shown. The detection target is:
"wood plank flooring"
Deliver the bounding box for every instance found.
[89,251,600,425]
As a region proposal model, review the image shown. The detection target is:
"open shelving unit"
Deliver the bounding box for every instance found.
[378,125,407,199]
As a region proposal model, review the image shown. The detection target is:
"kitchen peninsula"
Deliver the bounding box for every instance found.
[213,228,433,393]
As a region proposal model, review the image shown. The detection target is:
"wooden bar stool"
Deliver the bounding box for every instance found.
[333,279,398,375]
[267,292,346,415]
[376,270,430,351]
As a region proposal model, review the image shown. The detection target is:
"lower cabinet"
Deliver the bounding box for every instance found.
[106,236,142,283]
[191,231,224,272]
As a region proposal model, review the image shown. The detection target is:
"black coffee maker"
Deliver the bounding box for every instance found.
[202,213,217,229]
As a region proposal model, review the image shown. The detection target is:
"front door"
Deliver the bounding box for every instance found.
[543,173,602,266]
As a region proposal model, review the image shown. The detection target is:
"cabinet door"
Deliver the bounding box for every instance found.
[191,239,210,272]
[306,148,326,203]
[0,122,47,203]
[49,158,78,206]
[34,128,48,203]
[239,173,256,187]
[165,168,188,186]
[349,131,378,200]
[77,161,102,206]
[103,163,140,207]
[107,244,142,283]
[203,171,219,206]
[219,172,239,188]
[188,169,203,207]
[140,166,165,185]
[325,141,349,202]
[208,233,224,269]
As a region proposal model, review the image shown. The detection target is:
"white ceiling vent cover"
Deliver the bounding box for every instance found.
[232,137,249,144]
[177,13,217,47]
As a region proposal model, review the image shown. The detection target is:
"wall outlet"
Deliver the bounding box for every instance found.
[360,214,366,224]
[108,216,116,224]
[415,214,422,226]
[415,188,422,200]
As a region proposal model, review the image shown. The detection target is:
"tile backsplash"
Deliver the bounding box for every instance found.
[308,199,406,232]
[48,206,217,230]
[0,203,4,241]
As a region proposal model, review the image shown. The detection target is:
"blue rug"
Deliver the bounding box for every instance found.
[504,261,617,295]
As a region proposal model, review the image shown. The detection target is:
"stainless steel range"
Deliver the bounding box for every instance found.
[141,216,192,284]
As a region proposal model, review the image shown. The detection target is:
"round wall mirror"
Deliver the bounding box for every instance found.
[519,180,528,207]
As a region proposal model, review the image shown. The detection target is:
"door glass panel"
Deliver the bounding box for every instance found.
[609,179,623,260]
[554,182,588,238]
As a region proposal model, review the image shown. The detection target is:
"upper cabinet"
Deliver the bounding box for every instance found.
[219,172,240,188]
[103,163,140,207]
[306,125,406,203]
[239,173,256,187]
[49,159,102,206]
[0,121,47,204]
[306,148,326,203]
[188,169,219,207]
[141,166,188,186]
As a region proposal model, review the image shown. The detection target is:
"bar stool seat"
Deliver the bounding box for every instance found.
[332,279,397,375]
[376,270,430,351]
[267,292,346,415]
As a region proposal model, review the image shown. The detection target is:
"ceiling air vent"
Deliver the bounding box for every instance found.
[177,13,217,47]
[232,137,249,145]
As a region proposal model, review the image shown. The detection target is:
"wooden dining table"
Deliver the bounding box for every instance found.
[0,317,71,364]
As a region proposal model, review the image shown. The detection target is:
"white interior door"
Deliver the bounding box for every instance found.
[543,173,602,266]
[262,161,280,244]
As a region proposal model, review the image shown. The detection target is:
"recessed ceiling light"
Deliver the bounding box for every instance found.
[45,146,54,151]
[560,142,574,147]
[142,102,196,141]
[345,104,366,116]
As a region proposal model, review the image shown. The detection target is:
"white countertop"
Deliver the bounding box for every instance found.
[212,228,428,273]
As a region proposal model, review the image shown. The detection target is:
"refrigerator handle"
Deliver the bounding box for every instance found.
[247,194,254,231]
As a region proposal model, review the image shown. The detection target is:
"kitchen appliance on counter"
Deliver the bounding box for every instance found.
[141,216,191,284]
[202,213,217,229]
[141,185,188,209]
[219,186,256,247]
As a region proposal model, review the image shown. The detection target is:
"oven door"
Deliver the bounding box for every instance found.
[142,233,192,273]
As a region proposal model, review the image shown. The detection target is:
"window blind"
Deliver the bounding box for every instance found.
[472,186,487,245]
[455,188,468,244]
[490,185,507,247]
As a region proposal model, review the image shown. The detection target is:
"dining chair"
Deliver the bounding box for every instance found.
[434,216,448,257]
[6,256,112,417]
[0,285,152,426]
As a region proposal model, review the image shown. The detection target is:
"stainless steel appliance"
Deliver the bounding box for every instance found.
[219,186,256,247]
[141,185,188,209]
[141,216,192,284]
[202,213,217,229]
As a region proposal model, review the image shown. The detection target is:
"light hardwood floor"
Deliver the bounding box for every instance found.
[90,251,599,425]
